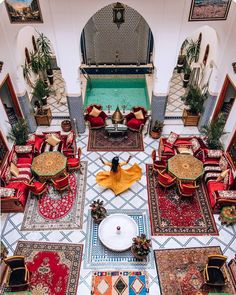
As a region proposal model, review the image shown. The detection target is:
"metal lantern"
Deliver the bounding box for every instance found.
[113,2,125,29]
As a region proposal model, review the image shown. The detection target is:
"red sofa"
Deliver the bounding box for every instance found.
[125,106,148,132]
[84,104,108,129]
[26,130,76,158]
[0,145,34,212]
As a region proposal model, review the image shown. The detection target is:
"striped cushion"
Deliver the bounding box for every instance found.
[40,141,63,153]
[11,164,31,182]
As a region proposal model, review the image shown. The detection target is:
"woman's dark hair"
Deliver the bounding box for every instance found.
[111,156,119,172]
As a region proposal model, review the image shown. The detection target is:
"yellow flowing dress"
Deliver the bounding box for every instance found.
[96,161,142,195]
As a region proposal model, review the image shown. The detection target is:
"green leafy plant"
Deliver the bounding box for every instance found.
[152,120,163,132]
[181,84,207,115]
[132,234,151,257]
[201,113,226,149]
[186,38,200,65]
[90,199,107,222]
[32,79,50,101]
[8,119,29,145]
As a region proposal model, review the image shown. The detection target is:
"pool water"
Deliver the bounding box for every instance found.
[85,77,150,110]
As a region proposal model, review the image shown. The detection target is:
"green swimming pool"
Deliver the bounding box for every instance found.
[84,77,150,110]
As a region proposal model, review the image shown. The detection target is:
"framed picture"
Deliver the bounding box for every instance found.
[5,0,43,23]
[189,0,232,21]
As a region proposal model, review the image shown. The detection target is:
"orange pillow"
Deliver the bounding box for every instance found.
[216,169,229,182]
[134,110,144,120]
[89,107,102,118]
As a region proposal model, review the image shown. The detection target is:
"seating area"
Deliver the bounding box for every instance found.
[0,131,79,213]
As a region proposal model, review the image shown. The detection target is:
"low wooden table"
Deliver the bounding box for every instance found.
[219,206,236,226]
[31,151,67,182]
[105,124,128,139]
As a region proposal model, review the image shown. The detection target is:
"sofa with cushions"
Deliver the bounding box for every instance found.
[203,149,236,212]
[158,132,207,161]
[125,106,148,132]
[26,130,76,158]
[84,104,108,129]
[0,145,34,212]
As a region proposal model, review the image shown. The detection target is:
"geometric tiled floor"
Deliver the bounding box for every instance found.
[166,70,187,118]
[1,123,236,295]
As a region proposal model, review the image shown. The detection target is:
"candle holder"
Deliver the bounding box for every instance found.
[121,104,127,114]
[106,104,112,114]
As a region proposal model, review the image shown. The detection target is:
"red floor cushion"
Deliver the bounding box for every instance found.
[127,118,144,130]
[17,157,33,165]
[89,116,105,127]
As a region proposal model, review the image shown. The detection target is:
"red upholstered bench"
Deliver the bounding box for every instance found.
[211,190,236,213]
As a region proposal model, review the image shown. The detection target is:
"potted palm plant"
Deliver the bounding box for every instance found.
[8,119,29,145]
[33,79,52,126]
[201,113,226,149]
[181,84,207,126]
[150,120,164,139]
[131,234,151,260]
[90,199,107,224]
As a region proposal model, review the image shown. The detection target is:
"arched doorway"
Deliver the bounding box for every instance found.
[80,2,154,112]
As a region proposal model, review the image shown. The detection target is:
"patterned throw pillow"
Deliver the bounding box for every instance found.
[66,131,74,147]
[219,156,228,171]
[44,132,61,139]
[15,145,33,154]
[0,188,15,198]
[89,107,102,118]
[207,149,223,158]
[46,134,61,147]
[134,110,144,120]
[166,132,179,147]
[4,166,11,184]
[190,138,201,153]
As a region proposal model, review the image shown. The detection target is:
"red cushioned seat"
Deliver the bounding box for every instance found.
[207,180,225,208]
[89,116,105,127]
[163,145,175,155]
[127,118,145,130]
[17,157,33,165]
[125,106,148,132]
[84,104,107,129]
[174,139,192,146]
[67,158,79,166]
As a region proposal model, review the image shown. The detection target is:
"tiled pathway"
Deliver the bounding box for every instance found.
[1,123,236,295]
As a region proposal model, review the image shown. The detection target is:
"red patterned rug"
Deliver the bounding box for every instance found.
[146,164,218,236]
[154,247,235,295]
[87,129,144,152]
[14,241,83,295]
[21,162,87,231]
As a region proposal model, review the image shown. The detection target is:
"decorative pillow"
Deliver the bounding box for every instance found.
[219,156,228,171]
[166,132,179,147]
[34,136,45,152]
[134,110,144,120]
[15,145,33,154]
[89,107,102,118]
[28,134,35,143]
[223,170,231,189]
[10,162,19,177]
[177,147,193,155]
[66,131,74,147]
[0,188,15,198]
[46,134,61,147]
[44,132,61,139]
[207,149,223,158]
[4,166,11,183]
[11,152,18,165]
[216,169,229,182]
[191,138,201,153]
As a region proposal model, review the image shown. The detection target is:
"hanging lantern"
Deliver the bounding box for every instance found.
[113,2,125,29]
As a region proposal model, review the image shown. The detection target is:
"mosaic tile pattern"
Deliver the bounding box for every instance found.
[166,70,187,117]
[1,126,236,295]
[47,70,69,117]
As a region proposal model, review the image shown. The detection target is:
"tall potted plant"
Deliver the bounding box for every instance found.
[201,113,226,149]
[8,119,29,145]
[181,84,207,126]
[33,79,52,126]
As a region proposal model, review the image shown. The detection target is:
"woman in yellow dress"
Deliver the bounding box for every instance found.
[96,156,142,195]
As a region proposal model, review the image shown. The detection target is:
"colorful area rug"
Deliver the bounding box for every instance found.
[84,209,153,269]
[21,162,87,231]
[92,271,149,295]
[14,241,83,295]
[146,164,218,236]
[154,246,236,295]
[87,129,144,152]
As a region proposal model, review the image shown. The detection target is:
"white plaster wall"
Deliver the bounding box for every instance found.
[0,0,235,140]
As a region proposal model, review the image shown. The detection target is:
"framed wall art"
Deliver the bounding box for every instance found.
[5,0,43,23]
[189,0,232,21]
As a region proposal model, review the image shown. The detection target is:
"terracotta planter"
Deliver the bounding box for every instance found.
[182,109,200,126]
[150,130,162,139]
[91,207,107,224]
[131,246,148,260]
[61,120,72,132]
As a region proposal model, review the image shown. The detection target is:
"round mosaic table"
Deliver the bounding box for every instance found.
[98,214,138,252]
[31,151,67,182]
[168,154,203,181]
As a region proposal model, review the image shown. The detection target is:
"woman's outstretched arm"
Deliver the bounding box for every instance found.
[120,155,132,167]
[99,157,112,166]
